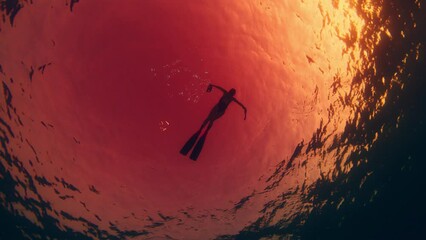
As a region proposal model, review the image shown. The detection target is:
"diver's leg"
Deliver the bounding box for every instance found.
[180,119,207,156]
[190,121,214,161]
[180,110,213,156]
[180,130,200,155]
[204,120,214,136]
[199,118,210,132]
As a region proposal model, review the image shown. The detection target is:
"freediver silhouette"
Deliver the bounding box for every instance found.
[180,84,247,161]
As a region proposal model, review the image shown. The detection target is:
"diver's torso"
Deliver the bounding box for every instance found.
[217,94,233,110]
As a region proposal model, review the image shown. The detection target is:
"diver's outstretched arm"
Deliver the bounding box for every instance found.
[233,98,247,120]
[207,84,226,93]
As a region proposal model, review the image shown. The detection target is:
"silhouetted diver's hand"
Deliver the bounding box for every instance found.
[207,84,213,92]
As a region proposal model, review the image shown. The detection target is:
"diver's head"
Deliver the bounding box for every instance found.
[229,88,236,96]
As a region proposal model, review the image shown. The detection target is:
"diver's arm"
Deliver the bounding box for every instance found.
[207,84,227,93]
[233,98,247,120]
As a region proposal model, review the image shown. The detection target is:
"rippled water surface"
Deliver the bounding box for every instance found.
[1,0,425,239]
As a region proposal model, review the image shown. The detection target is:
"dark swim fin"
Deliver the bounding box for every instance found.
[189,134,206,161]
[180,131,201,156]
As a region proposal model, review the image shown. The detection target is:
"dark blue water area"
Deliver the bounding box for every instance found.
[1,0,426,239]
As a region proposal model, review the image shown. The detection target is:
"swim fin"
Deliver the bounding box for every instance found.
[180,131,200,156]
[189,134,206,161]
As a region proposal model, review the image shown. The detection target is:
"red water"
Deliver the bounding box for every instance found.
[0,0,369,238]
